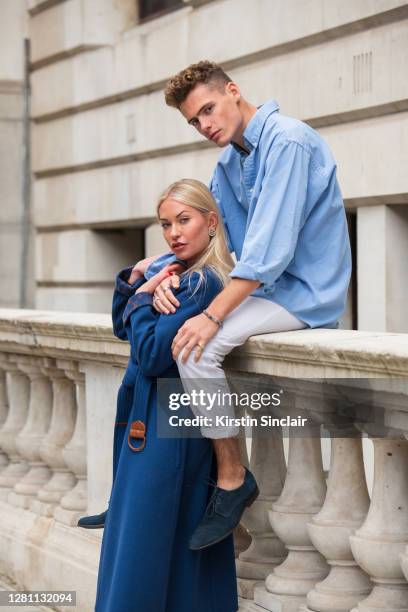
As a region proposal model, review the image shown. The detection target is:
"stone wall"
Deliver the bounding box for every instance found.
[0,1,31,308]
[24,0,408,326]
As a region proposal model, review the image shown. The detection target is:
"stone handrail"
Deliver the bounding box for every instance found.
[0,308,408,612]
[1,309,407,375]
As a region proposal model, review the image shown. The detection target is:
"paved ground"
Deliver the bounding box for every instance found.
[1,575,257,611]
[0,577,54,612]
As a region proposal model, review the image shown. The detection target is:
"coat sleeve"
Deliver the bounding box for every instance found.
[112,267,146,340]
[122,272,222,377]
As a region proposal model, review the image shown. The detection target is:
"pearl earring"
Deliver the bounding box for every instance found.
[209,228,216,237]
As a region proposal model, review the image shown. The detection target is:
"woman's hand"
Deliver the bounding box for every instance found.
[135,263,185,296]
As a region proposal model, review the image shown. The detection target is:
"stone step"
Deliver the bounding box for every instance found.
[238,597,268,611]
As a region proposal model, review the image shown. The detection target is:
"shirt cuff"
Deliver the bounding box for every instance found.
[115,267,145,296]
[122,292,153,326]
[229,262,263,283]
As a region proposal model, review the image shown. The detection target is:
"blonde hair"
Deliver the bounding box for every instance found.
[156,179,234,293]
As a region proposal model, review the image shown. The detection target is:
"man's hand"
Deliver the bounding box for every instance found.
[171,313,219,363]
[153,273,182,315]
[135,263,185,296]
[127,255,163,285]
[171,277,260,364]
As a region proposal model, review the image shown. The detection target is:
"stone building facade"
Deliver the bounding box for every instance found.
[2,0,408,330]
[0,1,32,308]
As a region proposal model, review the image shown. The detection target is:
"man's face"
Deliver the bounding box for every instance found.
[179,82,244,147]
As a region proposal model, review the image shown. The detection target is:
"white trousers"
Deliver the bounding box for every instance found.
[176,297,306,438]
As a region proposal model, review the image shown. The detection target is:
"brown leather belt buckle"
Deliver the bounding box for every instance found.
[128,420,146,452]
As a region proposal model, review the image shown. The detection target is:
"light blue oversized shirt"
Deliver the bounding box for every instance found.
[209,99,351,329]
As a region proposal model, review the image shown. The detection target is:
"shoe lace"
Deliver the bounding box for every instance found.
[204,476,217,488]
[204,477,219,517]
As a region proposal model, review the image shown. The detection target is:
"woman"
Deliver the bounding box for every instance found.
[94,179,239,612]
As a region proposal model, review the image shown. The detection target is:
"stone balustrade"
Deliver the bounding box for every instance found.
[0,308,407,611]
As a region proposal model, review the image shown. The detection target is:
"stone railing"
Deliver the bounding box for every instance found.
[0,309,408,612]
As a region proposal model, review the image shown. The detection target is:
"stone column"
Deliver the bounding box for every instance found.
[357,205,408,332]
[31,360,77,516]
[145,223,168,257]
[350,438,408,611]
[237,405,287,600]
[0,359,9,472]
[0,357,30,498]
[255,413,328,612]
[305,427,372,612]
[9,357,53,508]
[54,361,87,525]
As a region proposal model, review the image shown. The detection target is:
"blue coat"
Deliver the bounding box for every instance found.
[95,265,238,612]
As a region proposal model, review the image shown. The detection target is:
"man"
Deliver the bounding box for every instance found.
[152,60,351,550]
[80,60,351,550]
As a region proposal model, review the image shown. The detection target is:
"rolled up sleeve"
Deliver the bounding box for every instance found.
[112,269,146,340]
[230,140,311,285]
[115,266,143,296]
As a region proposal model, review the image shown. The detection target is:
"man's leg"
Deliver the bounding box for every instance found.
[213,438,245,490]
[177,297,306,548]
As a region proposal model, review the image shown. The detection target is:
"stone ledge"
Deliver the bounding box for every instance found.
[28,0,68,17]
[0,309,407,377]
[227,329,408,378]
[0,308,128,366]
[0,575,54,611]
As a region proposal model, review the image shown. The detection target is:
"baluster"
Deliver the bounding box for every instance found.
[31,360,77,516]
[350,437,408,611]
[0,356,30,498]
[0,358,9,472]
[305,426,372,611]
[54,361,87,525]
[254,382,329,612]
[237,405,287,600]
[400,429,408,586]
[9,357,53,508]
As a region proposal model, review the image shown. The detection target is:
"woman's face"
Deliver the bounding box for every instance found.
[158,198,217,266]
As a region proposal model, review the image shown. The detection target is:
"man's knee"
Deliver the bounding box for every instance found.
[176,345,223,373]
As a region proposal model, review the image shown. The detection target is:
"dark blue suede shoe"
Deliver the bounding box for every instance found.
[189,468,259,550]
[77,509,107,529]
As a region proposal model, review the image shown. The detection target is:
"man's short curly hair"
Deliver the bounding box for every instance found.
[164,60,232,108]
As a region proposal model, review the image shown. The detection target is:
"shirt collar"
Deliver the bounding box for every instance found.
[232,99,280,154]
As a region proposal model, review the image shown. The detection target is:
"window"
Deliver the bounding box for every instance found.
[138,0,184,22]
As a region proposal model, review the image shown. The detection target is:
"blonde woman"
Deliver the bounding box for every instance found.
[94,179,241,612]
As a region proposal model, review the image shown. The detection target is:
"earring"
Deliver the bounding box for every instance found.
[209,228,216,237]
